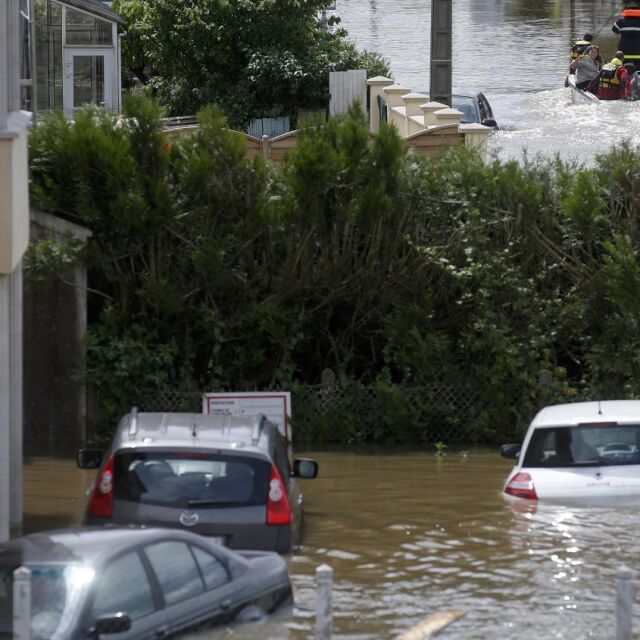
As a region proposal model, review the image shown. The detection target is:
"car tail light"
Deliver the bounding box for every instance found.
[266,464,292,525]
[505,472,538,500]
[87,455,114,517]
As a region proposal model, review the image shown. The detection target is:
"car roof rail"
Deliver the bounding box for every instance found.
[251,414,267,445]
[128,406,139,436]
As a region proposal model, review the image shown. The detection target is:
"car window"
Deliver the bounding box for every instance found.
[522,424,640,467]
[0,565,76,640]
[113,452,270,508]
[92,552,155,620]
[191,546,229,590]
[451,95,478,123]
[145,541,204,606]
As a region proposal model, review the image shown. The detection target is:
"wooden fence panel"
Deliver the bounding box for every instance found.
[242,133,262,161]
[268,130,300,164]
[405,124,464,160]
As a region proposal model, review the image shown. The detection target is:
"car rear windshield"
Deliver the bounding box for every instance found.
[522,424,640,467]
[113,451,270,508]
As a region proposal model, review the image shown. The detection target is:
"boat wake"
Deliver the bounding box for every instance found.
[487,88,640,165]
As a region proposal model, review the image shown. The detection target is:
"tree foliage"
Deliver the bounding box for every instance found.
[27,98,640,444]
[113,0,390,124]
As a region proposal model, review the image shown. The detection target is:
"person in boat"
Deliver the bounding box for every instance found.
[569,44,602,93]
[570,33,593,69]
[598,51,628,100]
[565,33,594,87]
[628,64,640,100]
[613,2,640,71]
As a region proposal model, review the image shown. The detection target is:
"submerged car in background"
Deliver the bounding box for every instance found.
[77,410,318,554]
[451,91,498,128]
[501,400,640,505]
[0,527,292,639]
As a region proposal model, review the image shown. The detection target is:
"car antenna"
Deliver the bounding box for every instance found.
[598,400,602,415]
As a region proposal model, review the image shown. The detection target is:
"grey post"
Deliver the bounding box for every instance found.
[616,565,633,640]
[429,0,452,106]
[13,566,31,640]
[315,564,333,640]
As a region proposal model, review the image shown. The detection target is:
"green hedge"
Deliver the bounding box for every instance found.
[27,96,640,445]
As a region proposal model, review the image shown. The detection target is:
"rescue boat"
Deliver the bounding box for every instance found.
[567,74,600,104]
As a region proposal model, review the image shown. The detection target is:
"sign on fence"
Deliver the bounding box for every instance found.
[202,391,292,440]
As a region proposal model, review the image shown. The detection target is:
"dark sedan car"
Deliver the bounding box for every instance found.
[0,527,292,639]
[451,92,498,128]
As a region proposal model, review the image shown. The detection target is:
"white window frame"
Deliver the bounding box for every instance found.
[62,47,113,117]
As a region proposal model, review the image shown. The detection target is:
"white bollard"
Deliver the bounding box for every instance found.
[13,566,31,640]
[616,566,633,640]
[315,564,333,640]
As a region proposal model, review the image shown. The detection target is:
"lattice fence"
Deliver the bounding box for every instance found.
[133,381,529,445]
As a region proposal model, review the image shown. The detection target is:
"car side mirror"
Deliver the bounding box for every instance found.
[77,448,103,469]
[91,612,131,636]
[500,444,520,460]
[293,458,318,479]
[481,118,497,128]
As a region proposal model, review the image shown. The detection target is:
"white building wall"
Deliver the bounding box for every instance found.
[0,0,31,542]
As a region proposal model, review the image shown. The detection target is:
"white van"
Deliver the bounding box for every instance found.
[501,400,640,505]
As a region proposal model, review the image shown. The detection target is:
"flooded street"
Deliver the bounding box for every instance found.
[337,0,640,164]
[23,450,640,639]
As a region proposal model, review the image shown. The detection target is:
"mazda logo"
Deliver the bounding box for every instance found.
[179,510,199,527]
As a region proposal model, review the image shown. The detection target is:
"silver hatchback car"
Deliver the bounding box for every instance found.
[77,410,318,554]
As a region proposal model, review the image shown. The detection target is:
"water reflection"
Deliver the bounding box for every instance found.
[23,450,640,639]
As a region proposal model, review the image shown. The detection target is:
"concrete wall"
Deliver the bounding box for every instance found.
[23,211,91,456]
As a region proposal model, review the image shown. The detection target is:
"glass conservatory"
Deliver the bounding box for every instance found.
[35,0,123,117]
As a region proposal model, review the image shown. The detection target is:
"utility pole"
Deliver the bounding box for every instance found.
[0,0,32,542]
[429,0,452,106]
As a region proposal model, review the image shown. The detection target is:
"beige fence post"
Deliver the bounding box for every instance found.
[382,84,410,132]
[402,93,429,137]
[367,76,394,134]
[460,123,492,161]
[420,101,447,127]
[433,107,463,129]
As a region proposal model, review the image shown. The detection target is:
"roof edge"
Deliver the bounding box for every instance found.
[58,0,125,25]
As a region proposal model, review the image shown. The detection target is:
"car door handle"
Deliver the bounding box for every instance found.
[155,625,170,638]
[221,598,232,611]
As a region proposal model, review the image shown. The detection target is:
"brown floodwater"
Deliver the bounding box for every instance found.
[23,449,640,639]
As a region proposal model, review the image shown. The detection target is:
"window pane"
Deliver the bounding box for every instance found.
[114,452,269,508]
[35,0,63,112]
[0,565,70,639]
[72,55,105,108]
[19,0,33,110]
[523,424,640,467]
[92,552,155,620]
[65,7,112,45]
[451,96,478,123]
[192,546,229,590]
[145,542,204,606]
